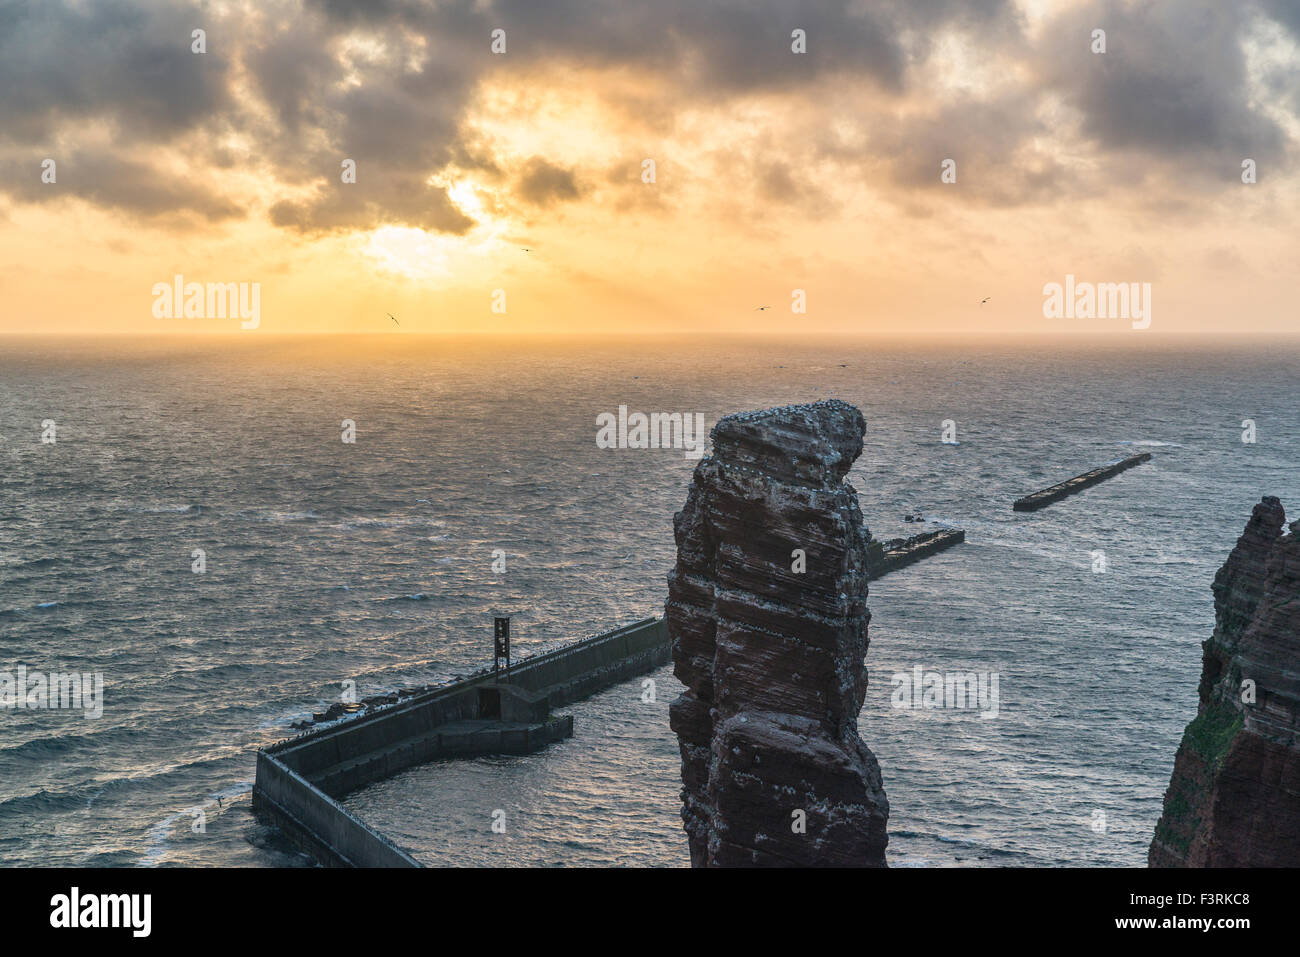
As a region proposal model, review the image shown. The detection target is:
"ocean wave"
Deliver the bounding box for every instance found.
[333,516,443,530]
[108,503,198,514]
[6,556,62,570]
[231,509,319,523]
[0,754,256,824]
[140,781,253,867]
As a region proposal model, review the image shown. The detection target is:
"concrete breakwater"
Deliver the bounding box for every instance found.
[253,617,669,867]
[1013,452,1152,512]
[869,528,966,579]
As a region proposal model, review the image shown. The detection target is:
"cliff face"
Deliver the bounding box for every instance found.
[666,400,888,867]
[1150,496,1300,866]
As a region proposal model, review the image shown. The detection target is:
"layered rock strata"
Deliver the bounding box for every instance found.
[666,400,888,866]
[1150,496,1300,866]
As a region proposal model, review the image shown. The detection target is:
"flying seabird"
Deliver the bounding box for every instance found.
[387,313,400,325]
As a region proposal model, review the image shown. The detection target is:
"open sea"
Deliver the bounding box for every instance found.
[2,335,1297,867]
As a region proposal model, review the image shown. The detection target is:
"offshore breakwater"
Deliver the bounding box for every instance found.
[1013,452,1153,511]
[253,617,669,866]
[869,529,966,579]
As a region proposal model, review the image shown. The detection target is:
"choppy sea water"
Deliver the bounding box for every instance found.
[2,335,1297,867]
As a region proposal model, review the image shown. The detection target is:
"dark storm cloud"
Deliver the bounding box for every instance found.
[757,162,804,203]
[845,0,1295,207]
[0,0,238,222]
[244,0,1024,230]
[516,158,581,206]
[0,0,1024,229]
[0,150,243,220]
[269,171,474,234]
[1039,0,1288,168]
[1260,0,1300,35]
[243,18,338,144]
[0,0,230,143]
[304,0,900,90]
[0,0,1292,230]
[810,86,1071,210]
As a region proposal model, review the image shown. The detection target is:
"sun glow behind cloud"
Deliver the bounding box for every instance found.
[1,0,1299,336]
[359,176,512,282]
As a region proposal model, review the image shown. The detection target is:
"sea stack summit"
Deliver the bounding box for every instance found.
[665,399,889,866]
[1150,496,1300,866]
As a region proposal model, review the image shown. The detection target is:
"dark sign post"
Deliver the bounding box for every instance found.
[493,616,511,682]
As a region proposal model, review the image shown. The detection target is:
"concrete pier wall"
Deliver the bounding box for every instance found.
[869,529,966,579]
[273,684,482,782]
[1013,452,1152,511]
[499,616,670,706]
[254,616,669,866]
[253,751,421,867]
[267,618,667,780]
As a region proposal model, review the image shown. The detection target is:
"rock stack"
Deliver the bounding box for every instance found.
[1150,496,1300,866]
[666,400,889,866]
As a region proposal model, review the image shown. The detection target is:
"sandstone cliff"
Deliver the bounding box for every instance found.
[1150,496,1300,866]
[666,400,889,866]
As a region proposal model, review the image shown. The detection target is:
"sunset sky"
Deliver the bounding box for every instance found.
[2,0,1298,337]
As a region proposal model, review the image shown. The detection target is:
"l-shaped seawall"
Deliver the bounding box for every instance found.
[253,617,671,867]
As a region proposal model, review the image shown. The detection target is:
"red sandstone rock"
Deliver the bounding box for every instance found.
[666,400,888,866]
[1150,496,1300,866]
